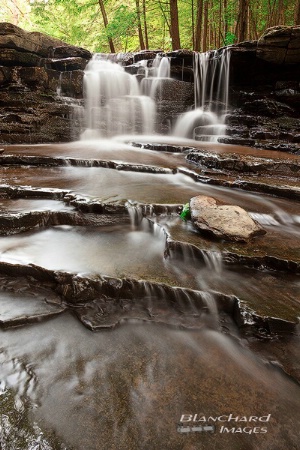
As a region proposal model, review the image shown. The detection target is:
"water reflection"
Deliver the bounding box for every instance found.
[0,224,167,280]
[0,315,299,449]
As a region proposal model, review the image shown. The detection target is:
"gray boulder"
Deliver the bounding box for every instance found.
[190,195,266,242]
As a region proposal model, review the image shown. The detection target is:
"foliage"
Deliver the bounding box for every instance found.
[180,203,191,221]
[106,5,137,50]
[0,0,298,52]
[224,31,236,45]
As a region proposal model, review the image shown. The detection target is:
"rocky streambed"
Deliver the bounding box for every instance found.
[0,139,299,449]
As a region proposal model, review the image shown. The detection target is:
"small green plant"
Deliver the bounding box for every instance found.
[180,203,190,221]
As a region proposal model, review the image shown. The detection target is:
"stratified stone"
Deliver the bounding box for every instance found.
[242,99,295,117]
[0,48,42,67]
[0,22,91,59]
[257,26,300,64]
[190,195,266,242]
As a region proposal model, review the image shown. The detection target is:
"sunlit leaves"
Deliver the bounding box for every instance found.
[0,0,298,52]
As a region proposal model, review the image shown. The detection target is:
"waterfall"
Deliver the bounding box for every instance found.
[194,49,230,113]
[141,54,172,99]
[80,50,229,141]
[153,55,171,78]
[174,48,230,141]
[81,55,156,139]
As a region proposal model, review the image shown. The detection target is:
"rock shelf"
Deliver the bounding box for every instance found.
[0,139,299,335]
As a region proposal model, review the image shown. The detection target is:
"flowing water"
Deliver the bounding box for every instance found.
[0,52,300,449]
[174,49,230,140]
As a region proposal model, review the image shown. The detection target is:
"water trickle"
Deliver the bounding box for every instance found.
[201,249,223,275]
[126,202,144,230]
[56,72,63,96]
[194,49,230,113]
[153,55,171,78]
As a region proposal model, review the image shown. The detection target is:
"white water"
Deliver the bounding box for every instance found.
[81,56,156,138]
[140,54,172,101]
[80,50,230,142]
[81,54,174,139]
[174,48,230,141]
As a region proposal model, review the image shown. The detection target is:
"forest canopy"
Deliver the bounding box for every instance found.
[1,0,299,52]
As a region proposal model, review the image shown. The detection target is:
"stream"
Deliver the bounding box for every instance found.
[0,52,300,450]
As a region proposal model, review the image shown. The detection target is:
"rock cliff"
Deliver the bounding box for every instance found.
[0,22,91,144]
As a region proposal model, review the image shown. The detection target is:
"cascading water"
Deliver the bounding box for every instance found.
[81,55,156,139]
[141,54,172,100]
[152,54,171,78]
[174,48,230,141]
[80,50,230,142]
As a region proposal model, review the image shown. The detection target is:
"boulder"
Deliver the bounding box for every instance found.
[257,26,300,64]
[242,99,295,117]
[190,195,266,242]
[0,22,91,59]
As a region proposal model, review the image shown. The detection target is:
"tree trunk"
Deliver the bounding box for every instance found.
[267,0,277,28]
[218,0,222,48]
[143,0,149,49]
[170,0,181,50]
[295,0,300,25]
[237,0,249,42]
[224,0,228,40]
[192,0,195,48]
[194,0,203,51]
[277,0,285,24]
[249,5,258,40]
[202,0,208,51]
[98,0,115,53]
[136,0,145,50]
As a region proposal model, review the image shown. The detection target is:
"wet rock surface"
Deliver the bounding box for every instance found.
[228,36,300,153]
[0,140,299,330]
[1,315,300,449]
[0,22,89,144]
[0,21,299,446]
[257,26,300,65]
[0,274,65,328]
[190,195,266,242]
[0,139,299,450]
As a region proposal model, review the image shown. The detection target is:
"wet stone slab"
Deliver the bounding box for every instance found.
[0,274,65,328]
[0,198,70,212]
[186,149,300,178]
[0,210,130,235]
[1,314,300,450]
[2,141,189,170]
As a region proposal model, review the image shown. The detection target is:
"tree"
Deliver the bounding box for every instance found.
[1,0,299,53]
[194,0,203,51]
[295,0,300,24]
[202,0,209,51]
[142,0,149,48]
[170,0,181,49]
[236,0,249,42]
[143,0,149,49]
[135,0,145,49]
[98,0,115,52]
